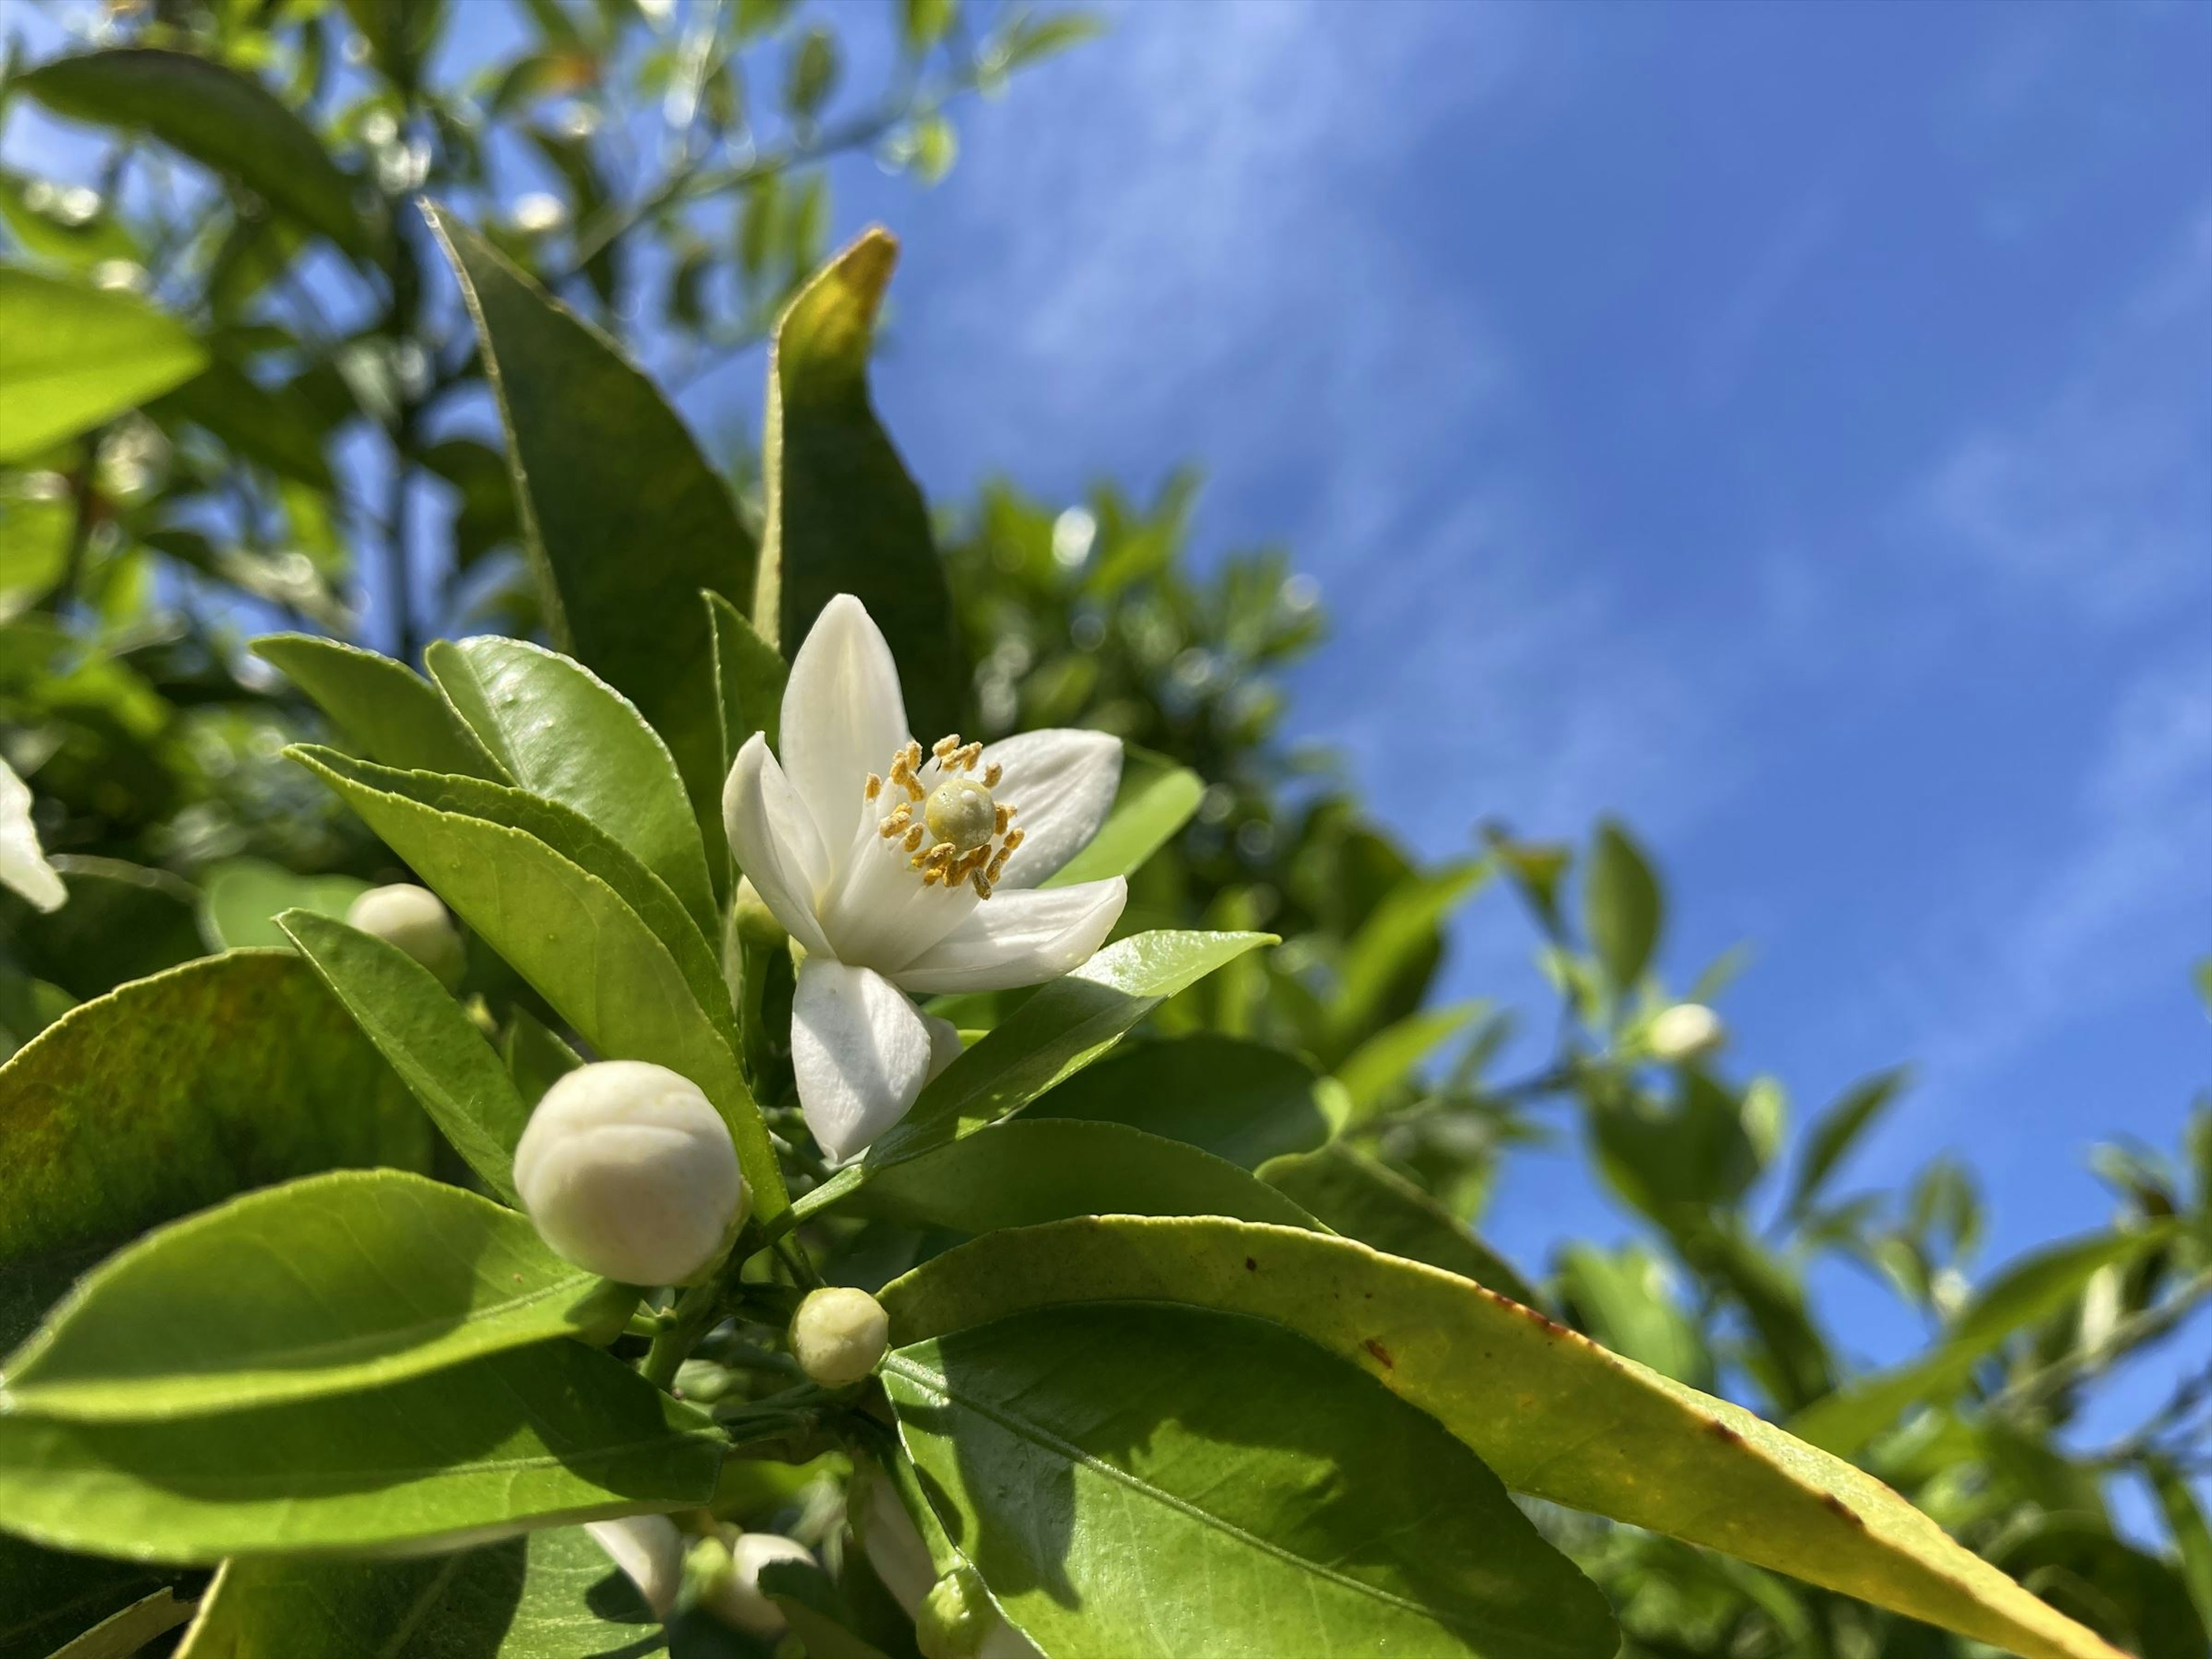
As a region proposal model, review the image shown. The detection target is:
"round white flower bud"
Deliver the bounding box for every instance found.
[346,882,465,988]
[585,1514,684,1618]
[512,1060,746,1286]
[1647,1002,1725,1062]
[789,1286,889,1387]
[705,1531,813,1637]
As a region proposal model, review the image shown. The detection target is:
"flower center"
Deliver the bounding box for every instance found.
[862,734,1024,899]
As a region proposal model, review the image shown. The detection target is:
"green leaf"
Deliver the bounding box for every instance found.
[196,857,366,950]
[3,1169,630,1422]
[1589,1070,1762,1225]
[425,206,753,881]
[794,932,1272,1222]
[0,1536,181,1659]
[0,1340,721,1564]
[18,50,370,257]
[1042,745,1202,888]
[707,589,788,772]
[878,1216,2127,1659]
[1028,1033,1332,1169]
[759,230,962,742]
[289,748,784,1221]
[2145,1455,2212,1637]
[1988,1513,2208,1659]
[1333,1001,1485,1125]
[176,1525,656,1659]
[1259,1143,1539,1306]
[1555,1241,1713,1389]
[885,1301,1617,1659]
[427,636,717,938]
[39,1585,191,1659]
[0,952,430,1353]
[1319,859,1488,1066]
[1585,817,1662,994]
[0,855,201,1001]
[0,168,139,273]
[252,632,501,778]
[846,1118,1320,1234]
[154,361,332,488]
[1787,1225,2175,1456]
[0,269,207,461]
[281,911,529,1204]
[1783,1066,1910,1219]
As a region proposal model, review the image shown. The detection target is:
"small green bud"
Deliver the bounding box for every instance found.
[730,876,788,949]
[347,883,465,988]
[789,1285,889,1387]
[917,1567,997,1659]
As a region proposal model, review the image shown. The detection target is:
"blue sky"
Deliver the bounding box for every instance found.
[9,1,2209,1407]
[747,0,2212,1364]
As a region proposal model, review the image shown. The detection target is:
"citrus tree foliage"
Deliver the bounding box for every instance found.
[0,12,2208,1659]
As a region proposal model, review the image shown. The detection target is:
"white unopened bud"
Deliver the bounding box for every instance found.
[705,1530,813,1635]
[1647,1002,1725,1062]
[512,1060,747,1286]
[585,1514,684,1618]
[346,883,465,988]
[789,1286,888,1387]
[854,1468,1043,1659]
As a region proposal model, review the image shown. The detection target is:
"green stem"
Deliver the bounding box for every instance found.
[643,1278,722,1391]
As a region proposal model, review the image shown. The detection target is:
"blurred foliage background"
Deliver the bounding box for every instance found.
[0,3,2206,1657]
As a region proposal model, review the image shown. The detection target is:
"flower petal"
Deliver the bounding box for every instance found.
[722,733,832,956]
[815,818,979,974]
[781,594,912,862]
[586,1514,684,1618]
[889,878,1127,995]
[793,957,935,1162]
[0,758,65,914]
[922,1009,965,1081]
[973,729,1121,888]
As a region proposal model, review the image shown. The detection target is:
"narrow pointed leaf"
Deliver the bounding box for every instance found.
[878,1216,2128,1659]
[1585,819,1661,994]
[3,1170,631,1421]
[1334,1001,1486,1125]
[1783,1066,1911,1219]
[253,633,501,778]
[708,590,787,771]
[759,229,961,740]
[427,637,717,937]
[425,206,752,878]
[0,1342,722,1564]
[0,1537,182,1659]
[885,1302,1618,1659]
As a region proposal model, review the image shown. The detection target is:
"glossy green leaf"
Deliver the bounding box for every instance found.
[879,1216,2127,1659]
[0,269,207,461]
[1585,817,1661,994]
[0,1340,721,1565]
[197,857,366,950]
[3,1169,630,1421]
[176,1526,656,1659]
[1783,1065,1910,1219]
[252,633,501,778]
[280,912,529,1202]
[846,1119,1320,1234]
[1788,1225,2175,1456]
[795,931,1272,1222]
[427,636,717,937]
[759,230,962,741]
[885,1301,1617,1659]
[426,206,752,877]
[295,747,733,1056]
[1259,1143,1539,1306]
[0,952,429,1352]
[1555,1241,1713,1389]
[708,590,788,770]
[18,49,370,256]
[1334,1001,1484,1125]
[0,1536,182,1659]
[1043,745,1202,888]
[289,748,784,1221]
[0,855,201,1001]
[1319,860,1488,1066]
[1029,1033,1332,1170]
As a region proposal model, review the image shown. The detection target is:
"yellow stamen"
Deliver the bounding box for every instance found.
[877,804,912,839]
[864,774,882,801]
[983,763,1002,788]
[904,824,924,852]
[994,804,1013,835]
[971,869,993,898]
[932,734,961,761]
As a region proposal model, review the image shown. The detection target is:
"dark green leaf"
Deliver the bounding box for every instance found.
[0,268,206,461]
[1029,1033,1332,1170]
[153,361,332,488]
[0,1536,182,1659]
[759,230,962,741]
[0,855,201,1001]
[281,911,531,1203]
[1783,1066,1910,1219]
[18,50,370,257]
[0,1342,721,1563]
[252,632,501,778]
[1585,817,1662,994]
[1319,860,1487,1066]
[707,590,787,774]
[884,1301,1617,1659]
[1260,1143,1539,1306]
[1332,1001,1484,1126]
[1989,1514,2207,1659]
[1555,1241,1713,1389]
[425,206,753,884]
